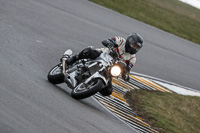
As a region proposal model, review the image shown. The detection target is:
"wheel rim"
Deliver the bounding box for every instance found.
[74,79,98,93]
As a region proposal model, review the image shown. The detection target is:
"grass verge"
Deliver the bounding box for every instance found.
[89,0,200,45]
[125,89,200,133]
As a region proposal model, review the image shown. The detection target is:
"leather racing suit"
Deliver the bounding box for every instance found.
[100,36,136,71]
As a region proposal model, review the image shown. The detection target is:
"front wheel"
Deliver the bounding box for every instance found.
[47,63,64,84]
[71,79,104,99]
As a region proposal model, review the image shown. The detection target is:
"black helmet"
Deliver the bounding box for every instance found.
[125,33,143,54]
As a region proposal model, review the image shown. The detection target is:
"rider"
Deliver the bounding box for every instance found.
[62,33,143,96]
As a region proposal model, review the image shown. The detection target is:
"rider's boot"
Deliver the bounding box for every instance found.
[60,49,73,62]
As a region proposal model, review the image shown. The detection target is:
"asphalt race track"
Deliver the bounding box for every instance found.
[0,0,200,133]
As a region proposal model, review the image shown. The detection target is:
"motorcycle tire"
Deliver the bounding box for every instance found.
[99,86,113,96]
[47,63,64,84]
[71,78,104,99]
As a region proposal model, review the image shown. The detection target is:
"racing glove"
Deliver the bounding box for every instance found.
[102,39,118,49]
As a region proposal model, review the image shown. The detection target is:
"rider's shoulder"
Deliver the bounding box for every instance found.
[112,36,126,44]
[113,36,126,40]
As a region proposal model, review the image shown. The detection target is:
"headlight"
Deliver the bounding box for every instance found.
[111,66,121,77]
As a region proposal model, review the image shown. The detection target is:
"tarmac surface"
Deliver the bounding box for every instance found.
[0,0,200,133]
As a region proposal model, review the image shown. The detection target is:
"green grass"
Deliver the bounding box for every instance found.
[125,89,200,133]
[89,0,200,45]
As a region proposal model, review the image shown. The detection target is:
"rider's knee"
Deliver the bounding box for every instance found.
[79,47,101,59]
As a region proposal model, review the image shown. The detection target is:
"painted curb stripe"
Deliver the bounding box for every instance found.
[131,75,171,92]
[93,73,197,132]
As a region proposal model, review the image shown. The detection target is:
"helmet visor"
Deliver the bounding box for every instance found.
[131,43,141,52]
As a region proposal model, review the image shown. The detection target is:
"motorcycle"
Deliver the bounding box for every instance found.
[47,46,126,99]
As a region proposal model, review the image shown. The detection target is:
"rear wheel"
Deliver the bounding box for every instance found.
[47,63,64,84]
[71,79,104,99]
